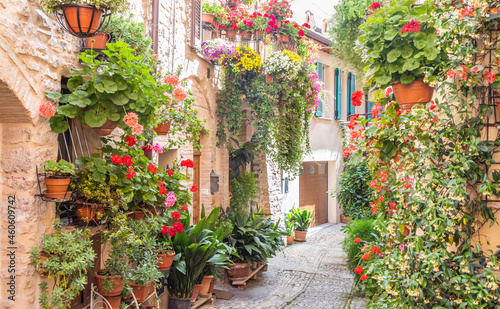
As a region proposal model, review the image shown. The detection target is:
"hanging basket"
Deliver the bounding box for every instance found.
[84,32,111,50]
[202,13,215,24]
[392,79,434,109]
[92,119,116,136]
[54,4,111,38]
[154,122,171,135]
[241,31,253,40]
[225,29,237,39]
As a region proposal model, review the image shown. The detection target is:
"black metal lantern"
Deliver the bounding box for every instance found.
[54,3,111,38]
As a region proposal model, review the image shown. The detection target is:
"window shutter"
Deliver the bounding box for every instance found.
[334,68,342,120]
[347,72,356,117]
[191,0,202,47]
[368,101,374,120]
[315,61,324,117]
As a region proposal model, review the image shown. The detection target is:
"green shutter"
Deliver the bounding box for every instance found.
[334,68,342,120]
[315,61,324,117]
[368,101,374,120]
[347,72,356,117]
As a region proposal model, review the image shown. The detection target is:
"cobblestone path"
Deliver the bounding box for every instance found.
[205,223,368,309]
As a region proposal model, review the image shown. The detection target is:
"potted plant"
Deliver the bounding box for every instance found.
[290,207,314,242]
[249,13,268,40]
[41,159,75,198]
[263,49,302,80]
[30,219,96,309]
[217,7,243,39]
[284,212,294,245]
[202,1,224,25]
[85,33,111,50]
[358,0,446,108]
[201,39,238,63]
[238,17,255,40]
[37,0,128,36]
[155,224,176,271]
[106,14,153,56]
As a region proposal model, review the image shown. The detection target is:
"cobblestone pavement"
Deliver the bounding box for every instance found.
[204,223,368,309]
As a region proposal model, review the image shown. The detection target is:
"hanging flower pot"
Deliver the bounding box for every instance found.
[254,30,264,40]
[226,29,237,39]
[202,13,215,24]
[241,31,253,40]
[85,32,110,50]
[93,119,116,136]
[94,272,125,297]
[54,4,110,38]
[157,251,175,270]
[154,122,171,135]
[392,79,434,109]
[44,177,71,198]
[279,34,290,42]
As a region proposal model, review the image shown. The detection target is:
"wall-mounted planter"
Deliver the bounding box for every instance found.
[54,4,111,38]
[93,119,116,136]
[226,29,237,39]
[241,31,253,40]
[202,13,215,24]
[154,122,171,135]
[392,79,434,109]
[85,33,111,50]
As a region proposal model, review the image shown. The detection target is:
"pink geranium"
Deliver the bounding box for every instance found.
[151,143,163,153]
[164,75,179,86]
[164,191,177,207]
[39,101,56,118]
[131,123,143,135]
[173,87,188,101]
[123,112,139,127]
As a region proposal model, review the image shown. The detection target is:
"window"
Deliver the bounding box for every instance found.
[347,72,356,117]
[368,101,374,120]
[190,0,202,47]
[307,164,315,175]
[315,60,324,117]
[334,68,342,120]
[318,163,326,175]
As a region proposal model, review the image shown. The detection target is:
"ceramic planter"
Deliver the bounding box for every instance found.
[208,280,215,293]
[157,251,175,270]
[94,272,125,297]
[226,29,237,39]
[130,281,154,303]
[76,203,105,221]
[340,214,350,224]
[241,31,253,40]
[154,122,171,135]
[103,295,121,309]
[294,230,307,242]
[85,33,110,49]
[227,262,250,281]
[199,275,213,297]
[191,284,202,304]
[286,235,294,245]
[62,4,104,35]
[168,297,191,309]
[392,79,434,109]
[202,13,215,24]
[93,119,116,136]
[44,177,71,198]
[279,34,290,42]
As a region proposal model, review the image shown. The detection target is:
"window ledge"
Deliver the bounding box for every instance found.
[314,116,332,121]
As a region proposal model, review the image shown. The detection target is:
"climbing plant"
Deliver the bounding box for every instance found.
[344,1,500,307]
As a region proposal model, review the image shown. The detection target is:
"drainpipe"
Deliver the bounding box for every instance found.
[151,0,159,55]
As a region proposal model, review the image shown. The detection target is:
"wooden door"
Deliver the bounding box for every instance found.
[299,162,328,226]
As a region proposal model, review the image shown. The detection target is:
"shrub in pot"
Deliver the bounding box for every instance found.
[29,219,96,309]
[284,212,294,245]
[358,0,446,108]
[41,159,75,198]
[290,207,313,242]
[201,1,224,25]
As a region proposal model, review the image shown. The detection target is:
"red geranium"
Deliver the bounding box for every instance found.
[351,90,363,106]
[147,164,157,175]
[298,29,305,36]
[354,237,361,243]
[370,246,381,254]
[190,185,198,193]
[360,274,368,281]
[161,225,168,235]
[111,155,122,165]
[126,168,136,179]
[302,23,310,28]
[362,253,370,260]
[122,155,133,167]
[174,221,184,234]
[401,19,422,34]
[143,146,152,153]
[180,159,194,168]
[159,185,166,195]
[167,169,174,176]
[354,266,363,274]
[168,226,176,237]
[369,2,381,11]
[181,205,188,211]
[171,211,181,220]
[125,136,136,147]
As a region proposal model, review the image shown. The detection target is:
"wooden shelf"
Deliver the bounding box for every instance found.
[231,263,268,290]
[191,293,215,308]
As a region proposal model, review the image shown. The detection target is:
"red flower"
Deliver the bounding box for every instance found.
[486,71,497,83]
[268,19,276,27]
[174,221,184,234]
[167,169,174,176]
[168,226,177,237]
[157,180,163,186]
[147,164,157,175]
[362,253,370,260]
[351,90,363,106]
[266,26,273,34]
[219,24,226,30]
[298,29,305,36]
[270,14,276,20]
[181,159,194,168]
[111,155,122,165]
[161,225,168,235]
[354,237,361,243]
[231,22,238,29]
[126,168,136,179]
[354,266,363,274]
[302,23,311,29]
[171,211,181,220]
[401,19,422,34]
[122,155,133,167]
[370,246,381,254]
[181,205,188,211]
[143,146,152,153]
[360,274,368,281]
[369,2,381,11]
[125,136,136,147]
[190,185,198,192]
[385,87,393,97]
[159,185,166,195]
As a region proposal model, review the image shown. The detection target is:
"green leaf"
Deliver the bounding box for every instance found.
[57,105,80,118]
[384,28,399,41]
[413,32,428,50]
[95,79,118,94]
[401,45,414,59]
[67,76,85,92]
[110,92,130,106]
[400,74,416,85]
[402,58,420,72]
[387,49,402,63]
[84,109,108,127]
[46,92,62,101]
[49,114,70,133]
[68,90,92,108]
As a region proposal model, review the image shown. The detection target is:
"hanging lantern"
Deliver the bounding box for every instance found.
[54,4,111,38]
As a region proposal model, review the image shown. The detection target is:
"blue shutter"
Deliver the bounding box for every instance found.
[334,68,342,120]
[347,72,356,117]
[315,61,324,117]
[368,101,374,120]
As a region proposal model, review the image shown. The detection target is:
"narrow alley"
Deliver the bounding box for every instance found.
[207,224,368,309]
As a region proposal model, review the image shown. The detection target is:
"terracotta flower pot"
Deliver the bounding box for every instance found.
[93,119,116,136]
[62,4,104,35]
[103,295,121,309]
[227,262,250,281]
[241,30,253,40]
[154,122,171,135]
[76,203,105,221]
[279,34,290,42]
[226,29,237,39]
[157,251,175,271]
[254,30,264,40]
[265,74,273,83]
[191,283,202,304]
[44,177,71,198]
[130,281,154,304]
[199,275,213,297]
[127,211,145,220]
[340,214,350,224]
[85,33,110,49]
[202,13,215,24]
[286,235,294,245]
[392,79,434,109]
[294,230,307,242]
[168,297,191,309]
[94,272,125,297]
[495,99,500,118]
[208,280,215,293]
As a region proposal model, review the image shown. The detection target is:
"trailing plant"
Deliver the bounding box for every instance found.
[289,207,313,231]
[230,170,258,212]
[345,1,500,307]
[334,161,373,220]
[202,0,225,16]
[37,0,128,13]
[229,139,257,181]
[106,14,152,56]
[263,49,301,79]
[30,219,96,309]
[357,0,446,89]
